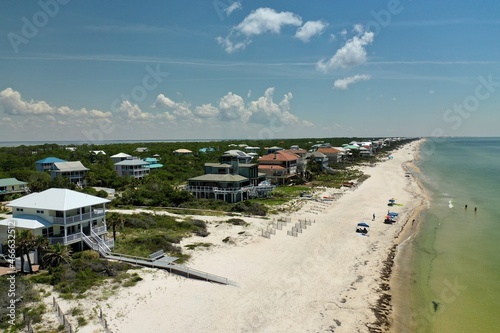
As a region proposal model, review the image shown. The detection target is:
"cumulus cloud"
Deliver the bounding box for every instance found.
[118,100,152,120]
[217,7,309,53]
[235,7,302,36]
[316,28,374,72]
[225,2,242,16]
[295,20,328,42]
[0,87,112,119]
[194,104,220,118]
[333,74,371,90]
[153,94,194,120]
[219,92,250,121]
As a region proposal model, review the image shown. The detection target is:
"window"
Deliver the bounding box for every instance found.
[16,208,24,212]
[36,210,44,214]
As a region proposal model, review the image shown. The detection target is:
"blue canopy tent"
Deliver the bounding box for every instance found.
[356,222,370,234]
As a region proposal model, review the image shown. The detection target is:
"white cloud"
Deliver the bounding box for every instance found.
[247,88,300,125]
[153,94,194,120]
[316,30,374,72]
[195,104,220,118]
[295,20,328,42]
[219,92,250,121]
[118,101,151,120]
[235,7,302,36]
[333,74,371,90]
[217,7,305,53]
[216,35,249,54]
[0,87,112,119]
[225,2,242,16]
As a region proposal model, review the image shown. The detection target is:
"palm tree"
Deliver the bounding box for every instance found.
[106,212,123,242]
[34,236,50,269]
[16,230,37,274]
[43,243,73,268]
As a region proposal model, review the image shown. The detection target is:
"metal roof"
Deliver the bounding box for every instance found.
[52,161,89,172]
[35,157,66,164]
[114,159,149,166]
[7,188,110,211]
[0,216,52,229]
[111,152,132,158]
[189,174,248,182]
[0,178,28,187]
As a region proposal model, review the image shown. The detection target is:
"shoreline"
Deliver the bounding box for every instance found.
[44,140,424,333]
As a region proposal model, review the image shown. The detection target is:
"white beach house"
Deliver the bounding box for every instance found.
[0,188,113,252]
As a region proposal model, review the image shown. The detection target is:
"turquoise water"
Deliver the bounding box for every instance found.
[409,138,500,332]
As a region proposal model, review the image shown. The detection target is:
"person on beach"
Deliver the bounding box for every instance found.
[475,207,477,212]
[465,204,467,209]
[372,213,375,221]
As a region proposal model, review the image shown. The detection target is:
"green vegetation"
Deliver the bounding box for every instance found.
[110,213,210,263]
[0,276,40,331]
[184,242,213,250]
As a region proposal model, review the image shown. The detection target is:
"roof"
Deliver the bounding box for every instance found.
[0,216,52,230]
[0,178,28,187]
[259,150,299,162]
[111,153,132,158]
[291,149,308,155]
[7,188,110,211]
[189,174,248,182]
[307,151,328,158]
[223,150,251,158]
[114,159,149,166]
[174,149,192,153]
[146,163,163,169]
[36,157,66,164]
[52,161,89,172]
[205,163,232,168]
[318,147,343,154]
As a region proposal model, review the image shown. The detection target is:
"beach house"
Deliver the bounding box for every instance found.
[35,157,67,172]
[0,188,112,252]
[110,153,132,164]
[50,161,89,187]
[317,147,344,164]
[186,153,271,203]
[258,150,300,184]
[0,178,28,195]
[114,158,150,179]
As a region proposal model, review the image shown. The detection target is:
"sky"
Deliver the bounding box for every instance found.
[0,0,499,143]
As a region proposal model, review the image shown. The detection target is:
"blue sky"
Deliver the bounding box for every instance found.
[1,0,499,143]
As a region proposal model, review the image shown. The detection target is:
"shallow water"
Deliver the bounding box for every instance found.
[408,138,500,332]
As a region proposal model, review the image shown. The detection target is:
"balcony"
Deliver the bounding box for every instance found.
[48,225,108,245]
[53,210,106,225]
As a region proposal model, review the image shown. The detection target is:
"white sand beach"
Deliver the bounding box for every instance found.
[62,140,424,333]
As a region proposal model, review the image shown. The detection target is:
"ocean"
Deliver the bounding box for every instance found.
[406,137,500,332]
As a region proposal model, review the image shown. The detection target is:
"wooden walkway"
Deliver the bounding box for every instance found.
[105,252,230,285]
[81,232,230,285]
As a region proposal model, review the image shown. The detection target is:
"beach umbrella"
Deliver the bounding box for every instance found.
[389,198,396,203]
[357,222,370,228]
[388,212,399,216]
